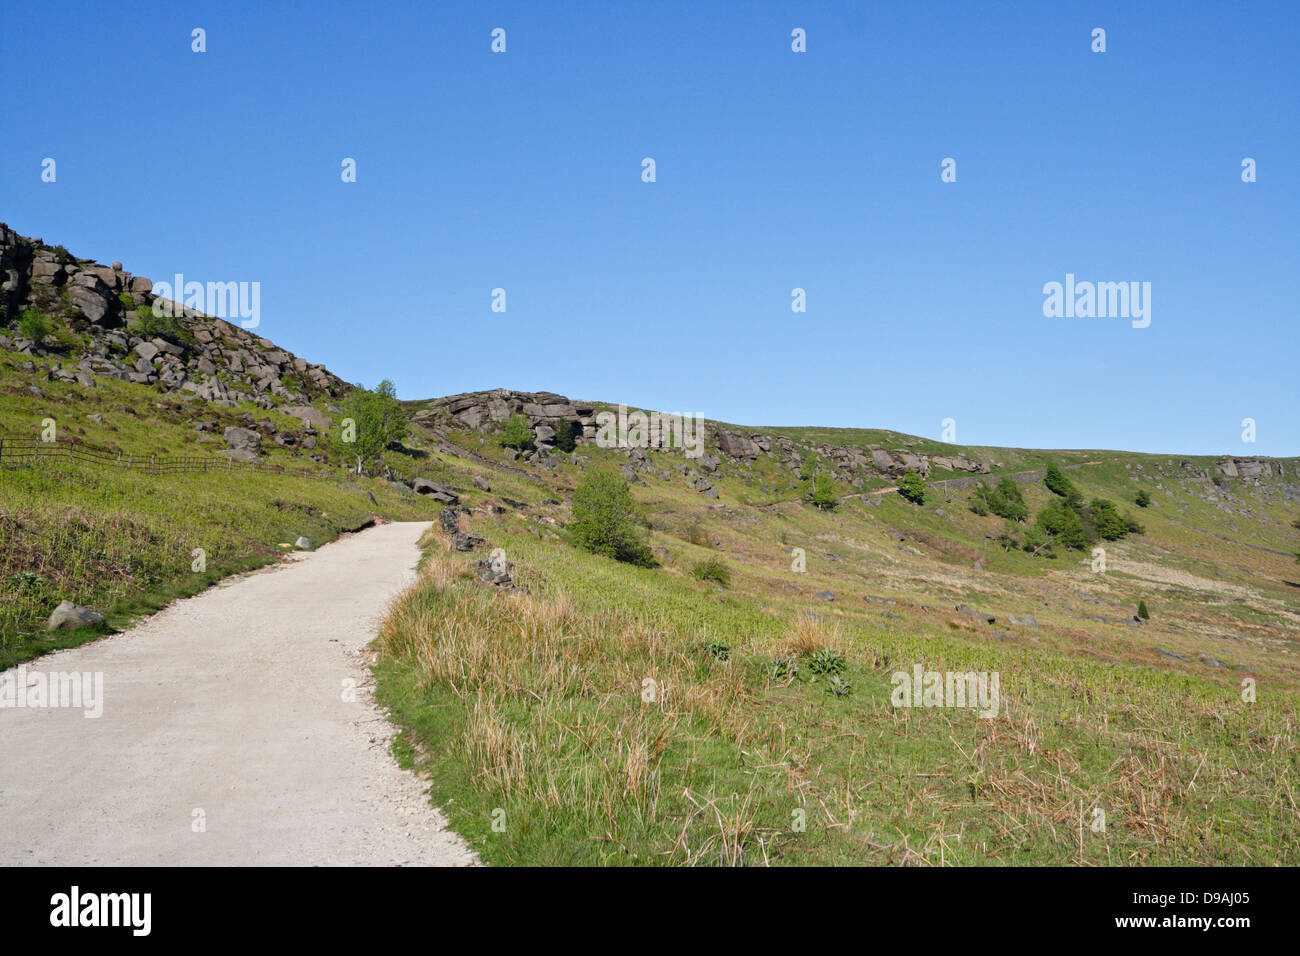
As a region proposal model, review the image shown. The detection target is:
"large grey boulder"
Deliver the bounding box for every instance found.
[68,286,116,326]
[413,479,459,503]
[281,405,331,430]
[30,259,64,281]
[713,429,761,460]
[46,601,106,631]
[218,448,258,462]
[223,426,262,451]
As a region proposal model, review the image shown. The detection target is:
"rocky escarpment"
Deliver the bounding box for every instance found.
[0,223,345,410]
[415,388,991,487]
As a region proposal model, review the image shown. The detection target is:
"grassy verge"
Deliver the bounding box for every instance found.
[0,456,430,668]
[375,520,1300,866]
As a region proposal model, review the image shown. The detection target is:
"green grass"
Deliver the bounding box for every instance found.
[0,343,455,665]
[0,454,432,668]
[376,505,1300,866]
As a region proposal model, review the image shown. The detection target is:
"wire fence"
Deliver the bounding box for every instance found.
[0,435,335,481]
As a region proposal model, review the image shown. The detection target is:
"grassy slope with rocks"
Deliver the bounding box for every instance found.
[375,398,1300,866]
[0,341,479,666]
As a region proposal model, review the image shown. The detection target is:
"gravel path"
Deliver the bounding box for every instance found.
[0,520,476,866]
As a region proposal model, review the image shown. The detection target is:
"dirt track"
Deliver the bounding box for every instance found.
[0,520,475,866]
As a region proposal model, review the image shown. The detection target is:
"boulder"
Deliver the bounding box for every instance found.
[218,448,258,462]
[68,286,117,326]
[452,532,485,552]
[438,505,462,534]
[223,426,262,452]
[955,604,996,623]
[46,601,106,631]
[413,479,459,503]
[713,429,761,460]
[476,557,514,588]
[282,405,331,430]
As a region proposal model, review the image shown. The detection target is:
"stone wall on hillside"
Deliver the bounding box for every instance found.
[0,223,346,409]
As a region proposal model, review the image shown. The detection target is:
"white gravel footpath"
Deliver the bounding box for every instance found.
[0,520,477,866]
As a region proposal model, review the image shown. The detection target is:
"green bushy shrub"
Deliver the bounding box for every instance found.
[17,309,50,343]
[898,469,926,505]
[567,469,656,567]
[691,558,730,586]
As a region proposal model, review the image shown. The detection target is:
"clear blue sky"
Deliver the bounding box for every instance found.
[3,1,1296,455]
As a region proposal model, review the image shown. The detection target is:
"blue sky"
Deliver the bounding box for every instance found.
[3,1,1296,455]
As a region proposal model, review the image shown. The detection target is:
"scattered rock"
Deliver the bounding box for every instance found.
[46,601,106,631]
[438,505,462,535]
[955,604,996,623]
[413,479,459,503]
[476,557,514,588]
[453,532,485,552]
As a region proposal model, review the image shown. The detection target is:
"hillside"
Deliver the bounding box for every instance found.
[373,388,1300,864]
[3,225,1299,865]
[0,224,447,665]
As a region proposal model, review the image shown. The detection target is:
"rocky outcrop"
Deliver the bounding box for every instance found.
[1216,457,1283,480]
[1,223,347,411]
[418,388,994,485]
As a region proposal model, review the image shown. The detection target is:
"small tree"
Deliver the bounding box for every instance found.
[898,469,926,505]
[995,521,1020,552]
[809,471,838,510]
[1137,600,1150,620]
[568,469,656,567]
[1044,463,1084,509]
[1021,524,1054,558]
[1044,463,1072,497]
[335,379,406,474]
[552,419,576,452]
[499,413,533,450]
[1135,489,1151,508]
[1036,500,1089,550]
[1091,499,1129,541]
[17,309,49,343]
